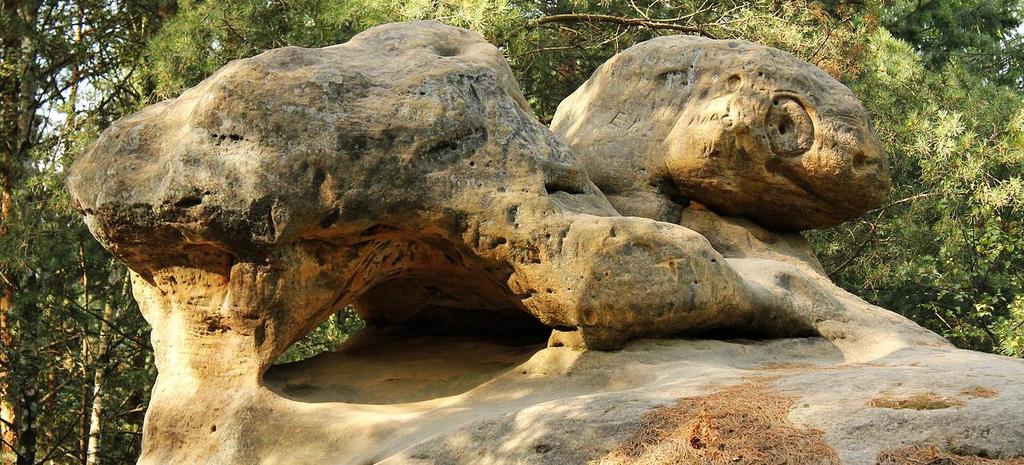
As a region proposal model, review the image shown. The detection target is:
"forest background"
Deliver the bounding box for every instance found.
[2,0,1023,464]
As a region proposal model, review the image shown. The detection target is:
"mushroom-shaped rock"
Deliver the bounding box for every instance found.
[551,35,891,232]
[71,22,753,463]
[67,21,795,365]
[67,22,949,465]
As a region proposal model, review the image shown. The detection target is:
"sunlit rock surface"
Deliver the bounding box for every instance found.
[66,21,1022,465]
[552,35,891,232]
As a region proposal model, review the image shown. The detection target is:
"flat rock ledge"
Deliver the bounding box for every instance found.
[253,336,1023,465]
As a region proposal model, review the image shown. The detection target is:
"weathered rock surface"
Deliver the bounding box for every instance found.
[552,35,891,232]
[64,20,1023,465]
[253,335,1024,465]
[68,20,813,363]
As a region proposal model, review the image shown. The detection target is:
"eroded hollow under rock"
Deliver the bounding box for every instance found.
[325,228,557,339]
[264,231,554,405]
[350,264,549,338]
[263,255,789,407]
[264,330,547,404]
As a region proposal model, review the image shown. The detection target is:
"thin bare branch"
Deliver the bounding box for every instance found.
[527,13,716,38]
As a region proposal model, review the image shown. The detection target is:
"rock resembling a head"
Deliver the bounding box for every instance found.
[552,35,891,231]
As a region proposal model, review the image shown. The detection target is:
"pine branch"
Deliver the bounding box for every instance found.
[527,13,717,38]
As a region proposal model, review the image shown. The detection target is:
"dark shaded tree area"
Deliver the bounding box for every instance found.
[1,1,1022,463]
[883,0,1024,87]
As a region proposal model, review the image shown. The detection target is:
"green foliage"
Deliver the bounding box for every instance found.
[275,307,365,364]
[3,1,1024,463]
[144,0,522,99]
[141,0,871,120]
[882,0,1024,88]
[1,2,168,464]
[884,0,1019,54]
[811,30,1024,357]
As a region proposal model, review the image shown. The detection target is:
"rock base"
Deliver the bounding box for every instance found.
[151,333,1024,465]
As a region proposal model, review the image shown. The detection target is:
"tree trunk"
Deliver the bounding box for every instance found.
[0,0,20,444]
[0,295,13,457]
[85,302,115,465]
[13,385,37,465]
[12,298,40,465]
[1,2,42,462]
[0,82,17,461]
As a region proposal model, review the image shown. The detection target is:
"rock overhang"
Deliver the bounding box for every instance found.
[70,22,548,264]
[63,20,982,465]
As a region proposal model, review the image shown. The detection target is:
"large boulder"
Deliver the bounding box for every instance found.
[552,35,891,232]
[65,20,1022,465]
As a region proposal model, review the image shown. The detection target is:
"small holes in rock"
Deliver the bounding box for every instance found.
[852,150,877,169]
[210,424,217,433]
[320,208,340,228]
[435,44,460,57]
[211,132,243,144]
[726,74,742,92]
[506,205,519,224]
[582,309,598,326]
[174,195,203,208]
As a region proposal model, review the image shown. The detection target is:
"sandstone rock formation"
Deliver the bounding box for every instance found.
[551,35,891,232]
[257,336,1023,465]
[65,20,1023,465]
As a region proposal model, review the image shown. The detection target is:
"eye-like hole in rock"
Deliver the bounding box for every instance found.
[263,243,551,405]
[766,95,814,157]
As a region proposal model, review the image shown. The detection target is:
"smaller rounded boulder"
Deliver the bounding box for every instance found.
[552,35,892,231]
